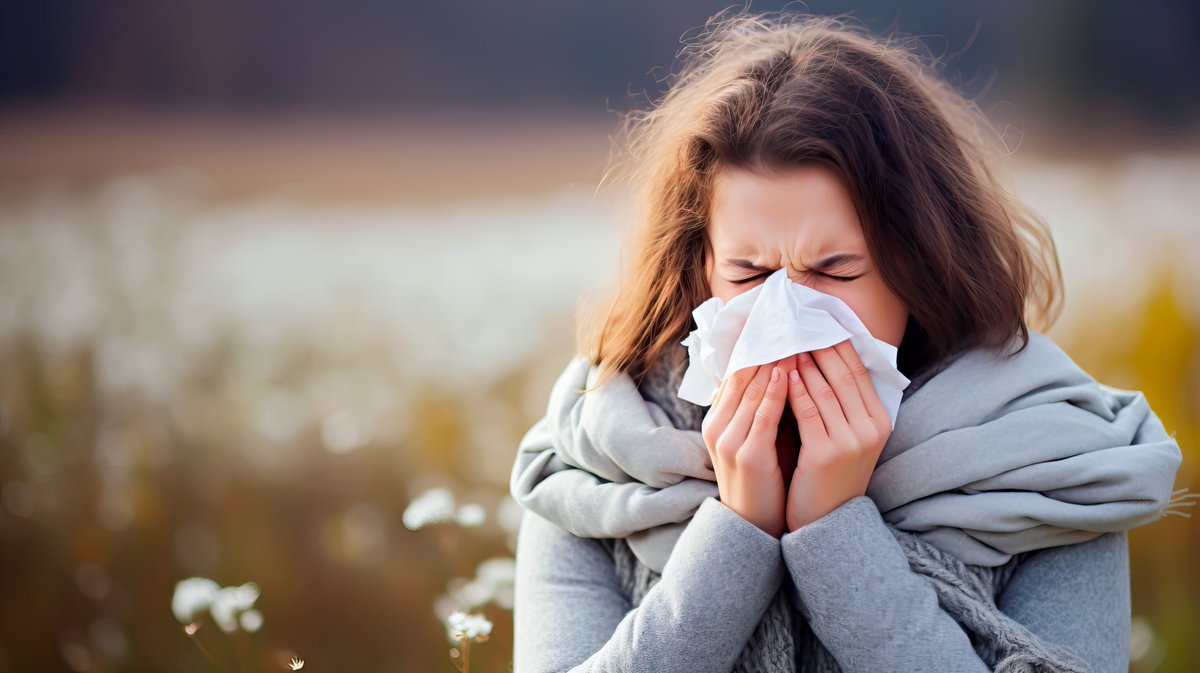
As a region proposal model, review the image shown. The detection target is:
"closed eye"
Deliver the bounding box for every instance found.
[733,271,861,285]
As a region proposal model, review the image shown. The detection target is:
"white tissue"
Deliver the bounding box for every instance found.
[678,267,911,429]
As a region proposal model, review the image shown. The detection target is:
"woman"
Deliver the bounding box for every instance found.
[508,9,1188,673]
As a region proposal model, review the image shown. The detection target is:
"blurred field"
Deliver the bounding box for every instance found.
[0,113,1198,672]
[0,106,616,203]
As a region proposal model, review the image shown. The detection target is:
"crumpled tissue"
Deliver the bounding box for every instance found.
[678,267,912,429]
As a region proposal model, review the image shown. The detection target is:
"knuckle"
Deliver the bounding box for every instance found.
[744,379,767,400]
[714,436,738,460]
[797,401,822,421]
[816,385,838,402]
[732,446,751,467]
[730,371,749,389]
[858,427,880,447]
[848,359,870,378]
[838,371,858,389]
[839,430,869,453]
[734,446,763,472]
[807,448,836,470]
[876,418,893,437]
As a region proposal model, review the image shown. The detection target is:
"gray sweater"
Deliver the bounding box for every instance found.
[510,330,1181,671]
[512,493,1131,672]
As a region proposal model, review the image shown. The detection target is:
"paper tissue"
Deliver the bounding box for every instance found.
[678,267,911,429]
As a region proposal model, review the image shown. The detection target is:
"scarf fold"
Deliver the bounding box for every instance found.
[509,330,1190,672]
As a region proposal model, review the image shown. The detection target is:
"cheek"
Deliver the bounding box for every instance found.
[711,281,747,305]
[832,284,907,346]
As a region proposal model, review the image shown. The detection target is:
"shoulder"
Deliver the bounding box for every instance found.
[902,329,1105,421]
[948,329,1091,383]
[515,506,619,569]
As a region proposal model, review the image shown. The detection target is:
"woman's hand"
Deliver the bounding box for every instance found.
[784,339,893,532]
[701,360,792,538]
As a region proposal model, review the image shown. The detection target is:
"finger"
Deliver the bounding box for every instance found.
[712,371,732,406]
[722,364,773,450]
[833,339,889,422]
[811,341,871,429]
[700,404,718,470]
[702,374,733,468]
[787,362,828,445]
[704,364,756,437]
[746,364,788,447]
[796,350,848,436]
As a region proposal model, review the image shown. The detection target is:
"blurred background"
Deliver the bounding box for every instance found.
[1,1,1198,671]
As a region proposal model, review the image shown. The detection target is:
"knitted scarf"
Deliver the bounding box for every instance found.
[510,331,1189,672]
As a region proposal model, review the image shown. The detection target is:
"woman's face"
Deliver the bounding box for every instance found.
[706,163,909,347]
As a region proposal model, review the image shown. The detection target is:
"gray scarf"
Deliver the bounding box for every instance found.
[510,331,1189,672]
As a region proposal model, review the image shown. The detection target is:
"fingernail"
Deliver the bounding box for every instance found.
[789,370,800,383]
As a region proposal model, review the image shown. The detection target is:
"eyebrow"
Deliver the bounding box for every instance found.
[724,253,865,273]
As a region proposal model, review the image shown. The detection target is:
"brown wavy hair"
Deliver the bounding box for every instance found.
[576,8,1062,392]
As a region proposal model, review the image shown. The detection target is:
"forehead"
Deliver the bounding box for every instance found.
[708,164,865,255]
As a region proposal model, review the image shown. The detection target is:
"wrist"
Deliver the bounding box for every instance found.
[786,493,859,532]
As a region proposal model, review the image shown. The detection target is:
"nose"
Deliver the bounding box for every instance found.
[783,269,816,291]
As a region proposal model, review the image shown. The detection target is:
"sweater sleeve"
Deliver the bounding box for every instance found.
[997,528,1131,673]
[512,496,785,673]
[780,495,1131,672]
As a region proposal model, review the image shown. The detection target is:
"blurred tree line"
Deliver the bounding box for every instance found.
[1,0,1198,142]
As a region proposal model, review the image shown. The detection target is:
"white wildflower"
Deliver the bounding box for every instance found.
[476,557,516,609]
[238,609,264,632]
[209,582,260,633]
[434,555,517,618]
[453,577,492,607]
[402,487,457,530]
[495,497,524,536]
[475,557,515,585]
[172,577,220,624]
[455,502,487,527]
[171,577,264,633]
[447,610,493,642]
